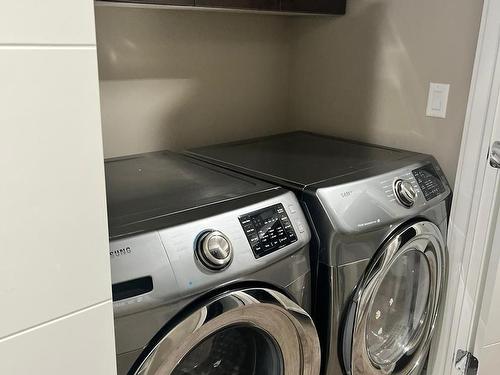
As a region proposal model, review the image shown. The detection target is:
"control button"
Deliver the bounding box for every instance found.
[297,222,305,233]
[249,235,259,244]
[244,226,256,235]
[393,179,417,208]
[240,217,251,225]
[196,230,233,271]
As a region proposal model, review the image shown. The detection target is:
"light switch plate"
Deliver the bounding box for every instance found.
[426,82,450,118]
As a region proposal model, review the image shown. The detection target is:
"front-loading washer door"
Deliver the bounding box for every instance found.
[340,221,446,375]
[129,288,321,375]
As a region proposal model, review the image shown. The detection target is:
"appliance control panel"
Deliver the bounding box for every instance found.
[316,157,450,234]
[379,171,420,205]
[412,164,446,201]
[239,203,297,258]
[110,190,311,317]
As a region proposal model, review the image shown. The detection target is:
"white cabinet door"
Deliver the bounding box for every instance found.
[0,47,112,338]
[0,302,116,375]
[0,1,96,45]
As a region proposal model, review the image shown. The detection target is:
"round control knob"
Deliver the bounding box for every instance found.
[394,179,417,208]
[196,230,233,270]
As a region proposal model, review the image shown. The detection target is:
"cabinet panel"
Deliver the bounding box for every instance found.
[0,48,111,338]
[195,0,279,10]
[0,302,116,375]
[280,0,346,14]
[0,0,96,45]
[99,0,345,13]
[100,0,194,5]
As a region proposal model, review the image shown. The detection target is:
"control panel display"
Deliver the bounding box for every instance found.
[412,164,445,201]
[239,204,297,258]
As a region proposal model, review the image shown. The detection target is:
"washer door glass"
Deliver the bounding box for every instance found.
[365,249,430,367]
[132,288,321,375]
[343,221,446,375]
[172,325,282,375]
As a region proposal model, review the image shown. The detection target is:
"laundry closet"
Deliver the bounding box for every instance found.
[94,2,482,375]
[0,1,487,375]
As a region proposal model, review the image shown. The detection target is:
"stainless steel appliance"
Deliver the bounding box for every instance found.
[105,150,321,375]
[186,131,451,375]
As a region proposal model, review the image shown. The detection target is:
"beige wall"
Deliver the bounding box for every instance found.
[95,5,290,158]
[288,0,483,184]
[96,1,483,184]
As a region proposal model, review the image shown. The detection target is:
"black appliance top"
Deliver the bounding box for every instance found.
[105,150,279,239]
[187,132,419,189]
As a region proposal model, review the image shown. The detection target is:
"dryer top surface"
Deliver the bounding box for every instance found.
[187,131,418,189]
[105,150,277,239]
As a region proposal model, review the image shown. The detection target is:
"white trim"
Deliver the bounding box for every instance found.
[428,0,500,373]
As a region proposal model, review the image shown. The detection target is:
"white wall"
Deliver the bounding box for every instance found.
[287,0,484,184]
[95,5,291,158]
[0,2,116,374]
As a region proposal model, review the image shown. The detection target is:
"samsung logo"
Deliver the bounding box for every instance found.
[110,246,132,258]
[341,190,353,198]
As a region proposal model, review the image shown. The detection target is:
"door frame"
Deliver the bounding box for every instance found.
[427,0,500,373]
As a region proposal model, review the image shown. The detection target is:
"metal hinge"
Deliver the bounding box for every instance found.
[490,141,500,168]
[455,349,479,375]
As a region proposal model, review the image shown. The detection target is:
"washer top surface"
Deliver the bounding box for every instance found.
[105,150,277,239]
[187,131,418,188]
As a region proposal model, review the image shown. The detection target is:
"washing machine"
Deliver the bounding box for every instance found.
[105,150,321,375]
[186,131,451,375]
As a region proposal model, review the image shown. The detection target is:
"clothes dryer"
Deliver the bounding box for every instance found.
[187,132,451,375]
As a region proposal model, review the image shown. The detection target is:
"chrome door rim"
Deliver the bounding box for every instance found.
[132,288,321,375]
[347,221,445,375]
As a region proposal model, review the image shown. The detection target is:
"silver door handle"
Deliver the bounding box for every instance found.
[490,141,500,168]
